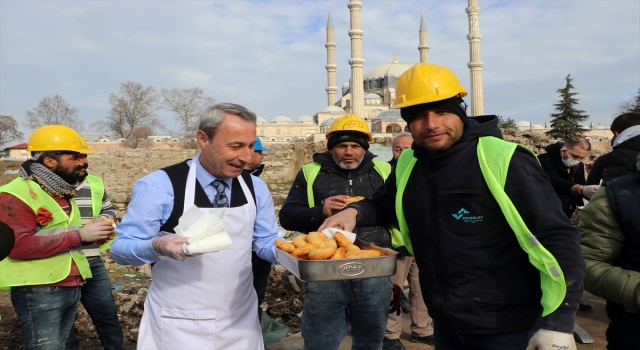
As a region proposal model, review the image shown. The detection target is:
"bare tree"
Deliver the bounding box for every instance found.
[105,81,162,138]
[24,95,84,130]
[161,87,216,138]
[0,115,24,147]
[127,125,153,149]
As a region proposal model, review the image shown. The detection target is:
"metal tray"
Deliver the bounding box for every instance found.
[275,239,397,282]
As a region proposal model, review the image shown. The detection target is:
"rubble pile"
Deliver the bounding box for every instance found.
[263,267,305,334]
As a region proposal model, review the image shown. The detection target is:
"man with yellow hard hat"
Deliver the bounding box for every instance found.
[0,125,114,350]
[280,115,393,350]
[320,63,585,350]
[64,136,124,350]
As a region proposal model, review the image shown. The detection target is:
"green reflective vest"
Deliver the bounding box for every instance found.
[394,136,566,316]
[0,178,92,289]
[302,159,398,244]
[85,174,116,252]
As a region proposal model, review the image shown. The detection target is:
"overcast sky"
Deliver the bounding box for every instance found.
[1,0,638,138]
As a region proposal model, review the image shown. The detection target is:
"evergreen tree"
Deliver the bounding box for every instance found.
[546,74,589,139]
[631,88,640,113]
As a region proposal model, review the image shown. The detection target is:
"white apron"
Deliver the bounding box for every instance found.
[137,158,263,350]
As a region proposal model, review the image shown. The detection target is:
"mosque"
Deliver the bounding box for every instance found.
[257,0,485,141]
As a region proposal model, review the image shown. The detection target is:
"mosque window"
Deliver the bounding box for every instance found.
[346,99,351,107]
[286,129,291,135]
[276,129,281,136]
[259,129,265,136]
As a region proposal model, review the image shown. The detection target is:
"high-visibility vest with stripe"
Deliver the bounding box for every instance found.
[301,159,402,245]
[0,177,92,289]
[85,174,116,252]
[394,136,566,316]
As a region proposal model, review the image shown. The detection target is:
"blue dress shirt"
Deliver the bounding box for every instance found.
[110,154,280,266]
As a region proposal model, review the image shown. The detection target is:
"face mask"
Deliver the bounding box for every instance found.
[560,149,581,167]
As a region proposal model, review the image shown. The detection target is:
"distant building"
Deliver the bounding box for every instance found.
[3,143,29,159]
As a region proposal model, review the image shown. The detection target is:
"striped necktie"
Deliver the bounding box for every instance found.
[211,179,229,208]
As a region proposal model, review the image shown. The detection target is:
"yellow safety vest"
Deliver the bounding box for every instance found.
[85,174,116,251]
[0,178,92,289]
[394,136,566,316]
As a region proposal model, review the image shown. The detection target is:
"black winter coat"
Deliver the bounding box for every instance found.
[351,116,585,334]
[587,135,640,185]
[538,142,586,218]
[279,151,391,247]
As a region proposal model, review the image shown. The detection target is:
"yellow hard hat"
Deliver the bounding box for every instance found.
[394,63,468,109]
[325,114,372,141]
[27,125,86,153]
[78,136,96,154]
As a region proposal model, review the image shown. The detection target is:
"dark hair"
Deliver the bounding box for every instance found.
[565,135,591,151]
[611,112,640,134]
[198,103,257,140]
[33,151,62,164]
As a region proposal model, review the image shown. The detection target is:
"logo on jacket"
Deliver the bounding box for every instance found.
[452,208,483,223]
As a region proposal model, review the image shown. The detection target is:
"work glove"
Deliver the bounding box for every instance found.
[526,329,576,350]
[389,284,411,316]
[152,235,191,261]
[78,222,114,243]
[581,185,599,198]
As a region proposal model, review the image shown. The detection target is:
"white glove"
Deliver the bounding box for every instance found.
[581,185,600,198]
[152,235,191,261]
[526,329,576,350]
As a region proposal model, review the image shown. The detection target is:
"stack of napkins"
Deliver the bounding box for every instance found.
[175,206,234,254]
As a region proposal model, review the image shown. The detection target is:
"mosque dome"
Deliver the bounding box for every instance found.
[272,115,293,122]
[593,123,607,130]
[365,93,382,99]
[320,106,346,114]
[364,58,412,80]
[321,118,337,127]
[531,124,544,130]
[515,120,531,127]
[257,116,267,123]
[297,115,313,122]
[375,109,402,120]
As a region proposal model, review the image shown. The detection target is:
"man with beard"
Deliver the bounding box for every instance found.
[279,115,393,350]
[0,125,114,350]
[319,63,585,350]
[65,136,124,350]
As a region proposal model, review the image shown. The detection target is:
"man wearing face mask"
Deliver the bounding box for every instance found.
[538,136,599,219]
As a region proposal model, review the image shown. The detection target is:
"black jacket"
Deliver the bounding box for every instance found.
[351,115,585,334]
[587,135,640,185]
[538,142,586,218]
[604,174,640,332]
[279,151,390,247]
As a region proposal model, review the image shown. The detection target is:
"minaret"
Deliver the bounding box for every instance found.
[325,7,338,106]
[348,0,365,118]
[418,9,429,63]
[466,0,484,116]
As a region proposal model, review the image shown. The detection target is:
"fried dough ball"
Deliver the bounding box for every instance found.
[307,232,327,249]
[309,244,338,260]
[292,243,315,259]
[292,234,309,248]
[330,247,346,259]
[274,240,295,253]
[345,244,360,252]
[333,232,353,248]
[346,249,381,258]
[346,196,365,204]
